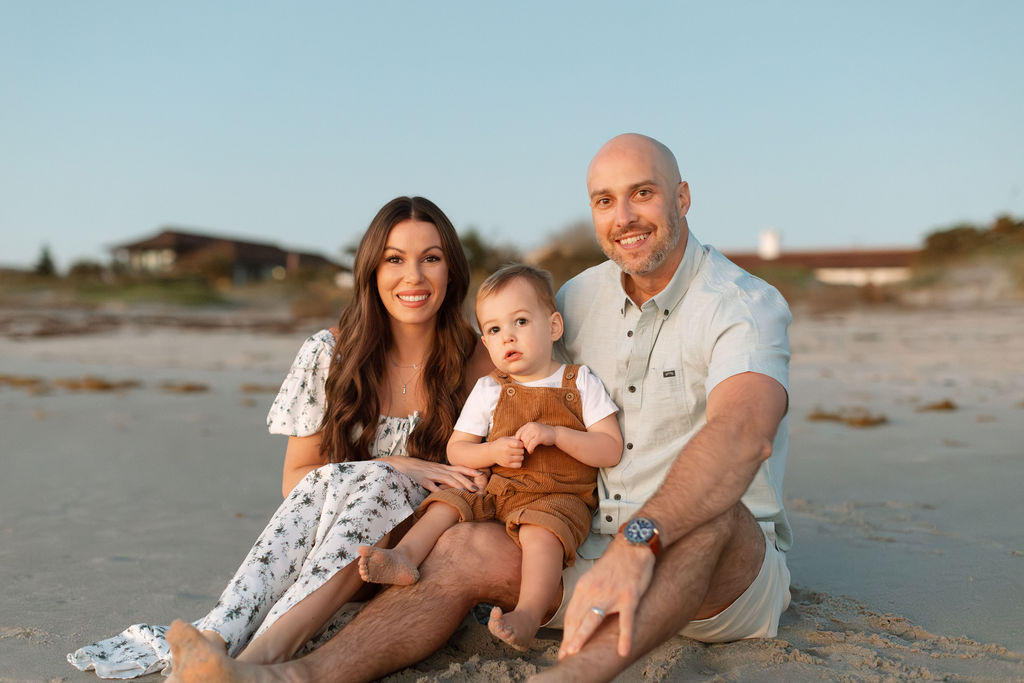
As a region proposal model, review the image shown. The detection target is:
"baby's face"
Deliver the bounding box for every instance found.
[477,278,562,382]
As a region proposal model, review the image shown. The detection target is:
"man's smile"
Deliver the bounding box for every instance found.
[616,232,651,249]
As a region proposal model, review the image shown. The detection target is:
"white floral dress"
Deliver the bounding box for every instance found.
[68,330,428,679]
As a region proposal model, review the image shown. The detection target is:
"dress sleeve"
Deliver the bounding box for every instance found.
[266,329,336,437]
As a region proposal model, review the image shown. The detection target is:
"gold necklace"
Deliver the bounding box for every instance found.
[389,356,423,396]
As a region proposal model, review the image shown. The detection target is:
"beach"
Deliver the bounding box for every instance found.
[1,305,1022,682]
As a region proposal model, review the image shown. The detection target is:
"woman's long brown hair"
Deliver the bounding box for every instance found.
[319,196,476,464]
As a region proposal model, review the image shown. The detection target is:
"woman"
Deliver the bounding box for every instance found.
[69,196,492,678]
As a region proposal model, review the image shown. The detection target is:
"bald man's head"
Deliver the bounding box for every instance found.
[587,133,682,190]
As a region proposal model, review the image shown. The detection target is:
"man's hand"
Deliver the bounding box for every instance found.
[488,436,525,468]
[514,422,557,454]
[558,536,656,660]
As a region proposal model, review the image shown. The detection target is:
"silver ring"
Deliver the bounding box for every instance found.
[590,606,606,618]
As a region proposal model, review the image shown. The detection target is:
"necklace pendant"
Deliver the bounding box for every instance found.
[402,384,407,395]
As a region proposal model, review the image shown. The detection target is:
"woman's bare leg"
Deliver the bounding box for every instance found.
[488,524,564,650]
[234,560,363,663]
[234,523,404,664]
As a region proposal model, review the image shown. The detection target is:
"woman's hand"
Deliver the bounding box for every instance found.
[382,457,487,493]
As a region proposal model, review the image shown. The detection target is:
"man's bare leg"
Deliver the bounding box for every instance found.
[169,522,529,683]
[531,503,766,683]
[488,524,564,651]
[357,503,461,586]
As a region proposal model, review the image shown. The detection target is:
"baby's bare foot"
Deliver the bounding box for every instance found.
[356,545,420,585]
[488,605,540,651]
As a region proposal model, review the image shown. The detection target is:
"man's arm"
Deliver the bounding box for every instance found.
[639,371,786,546]
[559,370,787,658]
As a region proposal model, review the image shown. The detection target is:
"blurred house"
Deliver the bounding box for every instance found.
[111,228,343,284]
[723,230,918,286]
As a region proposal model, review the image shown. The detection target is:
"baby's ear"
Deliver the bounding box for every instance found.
[550,311,564,341]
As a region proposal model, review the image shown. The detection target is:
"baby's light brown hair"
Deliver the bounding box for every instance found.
[475,264,558,328]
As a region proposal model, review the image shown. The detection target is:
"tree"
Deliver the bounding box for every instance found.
[34,245,57,276]
[531,219,607,289]
[460,227,521,273]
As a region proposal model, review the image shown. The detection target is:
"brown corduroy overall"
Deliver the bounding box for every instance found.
[419,364,597,566]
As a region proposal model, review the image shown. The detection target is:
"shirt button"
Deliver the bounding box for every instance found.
[628,385,636,393]
[626,442,633,450]
[627,330,633,337]
[613,493,621,500]
[605,515,613,522]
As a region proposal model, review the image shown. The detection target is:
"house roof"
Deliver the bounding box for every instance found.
[111,228,342,268]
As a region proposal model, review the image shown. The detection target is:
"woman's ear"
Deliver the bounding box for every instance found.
[550,311,564,341]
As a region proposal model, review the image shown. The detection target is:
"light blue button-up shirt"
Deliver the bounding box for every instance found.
[556,230,793,556]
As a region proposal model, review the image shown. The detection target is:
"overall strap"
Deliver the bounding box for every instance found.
[560,364,580,389]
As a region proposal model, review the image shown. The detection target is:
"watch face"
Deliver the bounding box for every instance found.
[625,517,655,544]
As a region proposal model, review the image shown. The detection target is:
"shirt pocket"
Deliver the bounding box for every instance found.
[644,362,693,438]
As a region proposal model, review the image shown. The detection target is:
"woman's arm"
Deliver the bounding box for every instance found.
[281,434,327,497]
[378,455,487,493]
[515,413,623,468]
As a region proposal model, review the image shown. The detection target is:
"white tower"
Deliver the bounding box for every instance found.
[758,229,781,260]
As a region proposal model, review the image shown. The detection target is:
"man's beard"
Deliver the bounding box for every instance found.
[601,217,682,276]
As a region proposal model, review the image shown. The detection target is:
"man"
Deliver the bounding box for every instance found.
[166,133,792,682]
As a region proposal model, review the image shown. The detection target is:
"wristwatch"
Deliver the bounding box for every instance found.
[619,517,661,557]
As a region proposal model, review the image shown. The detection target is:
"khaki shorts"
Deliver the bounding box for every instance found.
[543,522,791,642]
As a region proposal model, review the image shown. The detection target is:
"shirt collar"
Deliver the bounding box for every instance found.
[617,229,705,317]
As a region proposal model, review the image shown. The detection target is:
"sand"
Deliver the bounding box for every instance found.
[1,305,1022,682]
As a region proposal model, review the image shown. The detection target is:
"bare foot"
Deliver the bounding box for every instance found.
[356,545,420,585]
[488,605,540,651]
[166,620,280,682]
[200,629,228,652]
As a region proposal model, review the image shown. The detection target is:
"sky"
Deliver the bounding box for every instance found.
[2,1,1022,270]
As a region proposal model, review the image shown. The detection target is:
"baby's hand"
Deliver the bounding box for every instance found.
[489,437,525,468]
[515,422,557,454]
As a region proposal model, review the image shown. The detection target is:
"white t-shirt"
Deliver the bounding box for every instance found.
[454,364,619,438]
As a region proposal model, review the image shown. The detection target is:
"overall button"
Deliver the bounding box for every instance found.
[628,385,636,393]
[626,442,633,450]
